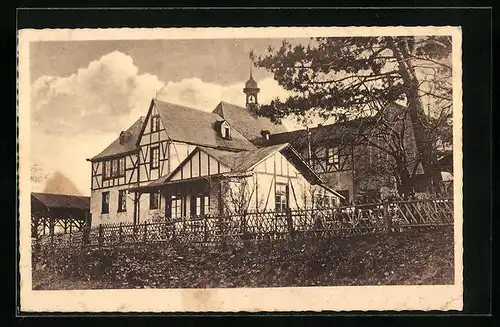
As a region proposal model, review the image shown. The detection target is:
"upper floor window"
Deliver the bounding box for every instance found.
[102,161,110,179]
[111,159,119,177]
[101,191,110,214]
[326,146,340,167]
[118,189,127,212]
[151,115,160,133]
[118,157,125,176]
[102,157,126,180]
[150,146,160,169]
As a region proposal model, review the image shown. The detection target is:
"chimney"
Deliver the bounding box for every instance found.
[261,130,271,140]
[119,131,130,145]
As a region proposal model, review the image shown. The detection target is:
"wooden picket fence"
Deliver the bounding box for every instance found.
[32,198,454,251]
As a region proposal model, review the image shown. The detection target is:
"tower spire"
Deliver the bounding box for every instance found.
[243,66,260,110]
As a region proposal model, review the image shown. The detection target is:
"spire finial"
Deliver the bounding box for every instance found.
[249,62,253,79]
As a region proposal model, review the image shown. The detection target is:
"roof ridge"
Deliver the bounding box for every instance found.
[32,192,90,198]
[153,98,217,115]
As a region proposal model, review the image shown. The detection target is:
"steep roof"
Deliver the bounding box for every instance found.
[254,102,407,148]
[213,101,287,141]
[90,117,144,161]
[31,192,90,211]
[153,99,256,151]
[259,116,377,148]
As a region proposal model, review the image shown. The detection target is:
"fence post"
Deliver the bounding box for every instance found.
[83,225,89,246]
[286,208,295,240]
[383,202,392,235]
[119,222,123,244]
[98,224,103,246]
[203,215,208,242]
[69,223,72,246]
[143,222,148,243]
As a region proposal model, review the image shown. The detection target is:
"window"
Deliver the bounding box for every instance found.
[151,115,160,133]
[195,196,202,216]
[220,121,231,139]
[327,147,340,167]
[150,191,160,209]
[118,157,125,177]
[275,183,289,212]
[150,146,160,169]
[111,159,119,177]
[204,195,210,215]
[248,94,256,104]
[118,189,127,212]
[171,196,182,219]
[101,191,110,214]
[103,158,125,180]
[189,194,209,217]
[102,161,110,179]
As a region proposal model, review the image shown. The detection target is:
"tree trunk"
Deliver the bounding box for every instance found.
[388,37,441,188]
[395,157,414,199]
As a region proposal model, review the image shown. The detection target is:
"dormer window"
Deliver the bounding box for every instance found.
[220,121,231,139]
[261,130,271,140]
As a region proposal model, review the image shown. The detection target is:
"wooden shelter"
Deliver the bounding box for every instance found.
[31,192,91,239]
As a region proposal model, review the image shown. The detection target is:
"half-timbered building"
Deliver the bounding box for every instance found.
[88,74,343,226]
[257,103,424,203]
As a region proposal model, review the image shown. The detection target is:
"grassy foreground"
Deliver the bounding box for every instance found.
[32,227,454,290]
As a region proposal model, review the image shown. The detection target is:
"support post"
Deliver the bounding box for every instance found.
[49,219,55,245]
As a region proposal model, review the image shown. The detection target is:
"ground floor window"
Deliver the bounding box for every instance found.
[150,190,160,209]
[171,196,182,219]
[101,191,110,214]
[275,183,289,212]
[190,193,210,217]
[118,189,127,212]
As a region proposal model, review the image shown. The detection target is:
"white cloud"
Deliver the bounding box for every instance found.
[154,76,293,112]
[31,51,300,195]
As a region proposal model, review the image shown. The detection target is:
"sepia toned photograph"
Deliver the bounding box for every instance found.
[18,26,463,312]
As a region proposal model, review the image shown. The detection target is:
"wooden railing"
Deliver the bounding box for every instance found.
[32,198,454,250]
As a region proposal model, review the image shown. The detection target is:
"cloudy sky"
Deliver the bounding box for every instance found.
[30,38,311,196]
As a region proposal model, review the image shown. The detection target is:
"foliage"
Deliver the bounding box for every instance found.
[219,176,264,215]
[251,36,453,197]
[32,227,454,290]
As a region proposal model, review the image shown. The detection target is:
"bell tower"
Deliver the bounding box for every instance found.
[243,67,260,111]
